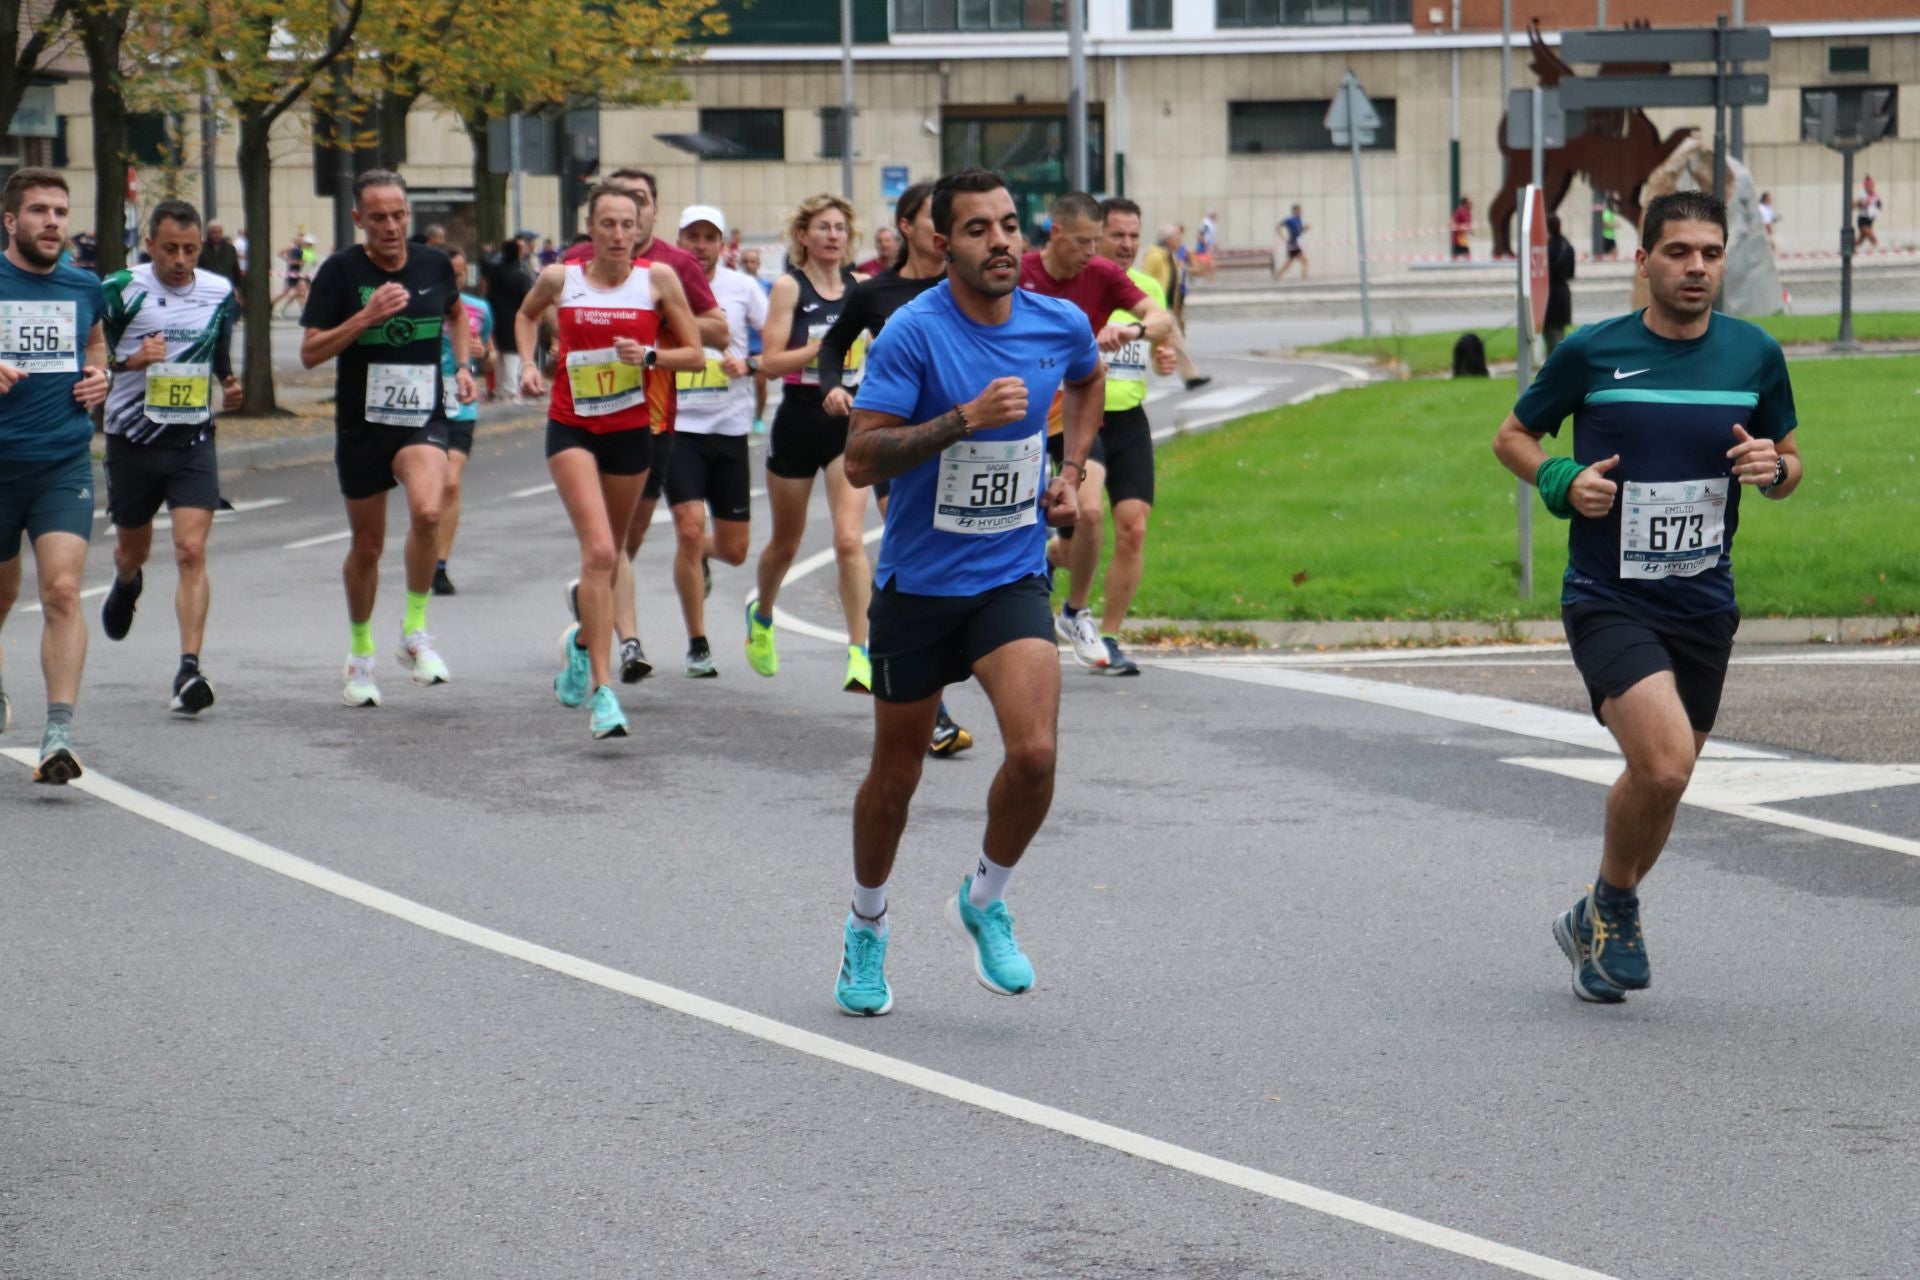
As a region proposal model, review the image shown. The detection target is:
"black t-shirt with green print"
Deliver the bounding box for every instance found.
[301,244,461,433]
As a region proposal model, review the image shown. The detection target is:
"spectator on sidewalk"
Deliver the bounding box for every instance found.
[1192,209,1218,280]
[1599,199,1619,260]
[855,224,899,276]
[1545,213,1575,353]
[1144,223,1210,390]
[1856,175,1882,250]
[482,237,534,395]
[1274,204,1309,281]
[1758,192,1777,250]
[1450,197,1473,260]
[203,221,244,313]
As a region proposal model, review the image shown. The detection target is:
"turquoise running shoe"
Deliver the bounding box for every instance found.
[554,625,591,707]
[1552,892,1627,1004]
[946,876,1034,996]
[588,684,629,740]
[33,721,82,786]
[1588,887,1650,990]
[834,917,893,1016]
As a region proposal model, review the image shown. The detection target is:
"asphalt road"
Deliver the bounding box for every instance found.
[4,355,1919,1279]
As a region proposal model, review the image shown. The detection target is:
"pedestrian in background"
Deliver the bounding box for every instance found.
[482,238,533,396]
[1273,203,1308,281]
[1855,175,1881,250]
[1144,223,1210,390]
[1450,197,1473,260]
[1192,210,1218,280]
[1758,191,1777,250]
[1545,213,1575,353]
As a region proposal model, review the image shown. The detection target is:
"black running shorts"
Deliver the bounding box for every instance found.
[867,573,1054,705]
[766,388,848,480]
[446,416,476,455]
[544,420,652,477]
[666,432,751,521]
[1563,602,1739,734]
[1099,405,1155,508]
[337,422,450,500]
[644,431,673,500]
[106,434,221,528]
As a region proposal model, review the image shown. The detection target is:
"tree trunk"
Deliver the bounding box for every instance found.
[80,2,128,276]
[237,111,281,415]
[465,113,507,250]
[377,89,416,167]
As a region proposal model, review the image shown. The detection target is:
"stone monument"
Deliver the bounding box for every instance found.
[1632,132,1783,317]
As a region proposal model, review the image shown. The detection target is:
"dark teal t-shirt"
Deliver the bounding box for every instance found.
[0,253,106,462]
[1513,309,1796,620]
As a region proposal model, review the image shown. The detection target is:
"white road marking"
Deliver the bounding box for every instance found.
[1151,660,1782,761]
[97,496,293,531]
[1176,385,1267,413]
[21,584,109,615]
[283,529,351,549]
[746,526,885,644]
[510,482,557,498]
[1503,757,1920,858]
[0,746,1617,1280]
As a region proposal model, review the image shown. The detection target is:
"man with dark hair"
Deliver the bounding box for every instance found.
[1018,190,1170,673]
[0,167,111,782]
[1494,190,1802,1004]
[833,165,1103,1016]
[557,165,727,684]
[300,167,475,707]
[98,198,241,716]
[202,220,244,308]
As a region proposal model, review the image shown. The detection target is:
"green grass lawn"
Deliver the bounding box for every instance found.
[1120,356,1920,622]
[1308,311,1920,376]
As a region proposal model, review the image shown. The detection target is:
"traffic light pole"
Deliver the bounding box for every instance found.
[1837,145,1859,351]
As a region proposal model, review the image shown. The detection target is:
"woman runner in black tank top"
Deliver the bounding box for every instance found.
[746,194,875,694]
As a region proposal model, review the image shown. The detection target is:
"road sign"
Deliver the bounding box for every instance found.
[1523,186,1549,338]
[1325,71,1381,148]
[1560,27,1772,65]
[1505,87,1585,150]
[1558,74,1769,111]
[1803,88,1895,150]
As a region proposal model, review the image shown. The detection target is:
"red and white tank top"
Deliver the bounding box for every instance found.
[549,262,660,433]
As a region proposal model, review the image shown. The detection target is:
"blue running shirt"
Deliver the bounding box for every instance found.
[856,282,1099,596]
[0,253,106,461]
[1514,309,1797,620]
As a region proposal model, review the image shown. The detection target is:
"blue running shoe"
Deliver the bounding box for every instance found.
[834,917,893,1016]
[554,625,591,707]
[946,876,1034,995]
[1552,892,1626,1004]
[588,684,629,739]
[1588,887,1650,990]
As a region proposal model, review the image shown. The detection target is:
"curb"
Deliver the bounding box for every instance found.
[1130,615,1919,650]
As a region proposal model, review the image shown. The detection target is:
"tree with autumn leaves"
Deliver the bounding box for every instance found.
[129,0,720,413]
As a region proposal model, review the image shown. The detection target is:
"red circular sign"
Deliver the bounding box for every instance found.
[1526,187,1550,336]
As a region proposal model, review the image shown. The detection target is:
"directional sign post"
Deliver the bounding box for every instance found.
[1326,71,1381,337]
[1804,87,1897,350]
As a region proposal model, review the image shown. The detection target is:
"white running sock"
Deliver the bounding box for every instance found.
[851,879,889,934]
[968,853,1016,909]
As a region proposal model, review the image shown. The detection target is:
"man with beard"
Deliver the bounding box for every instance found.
[0,168,111,782]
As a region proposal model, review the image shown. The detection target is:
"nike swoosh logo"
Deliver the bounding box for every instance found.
[416,288,433,296]
[1613,368,1650,380]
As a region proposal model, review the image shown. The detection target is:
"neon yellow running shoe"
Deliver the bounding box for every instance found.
[744,600,779,677]
[844,644,872,695]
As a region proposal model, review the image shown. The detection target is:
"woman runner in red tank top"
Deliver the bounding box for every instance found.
[515,185,702,740]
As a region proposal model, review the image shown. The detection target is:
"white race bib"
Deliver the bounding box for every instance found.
[1620,478,1728,580]
[1107,338,1148,383]
[675,347,730,404]
[565,346,647,417]
[0,300,77,372]
[934,432,1043,535]
[365,362,436,428]
[144,361,212,426]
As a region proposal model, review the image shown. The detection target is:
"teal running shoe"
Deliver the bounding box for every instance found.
[1552,892,1627,1004]
[33,721,82,786]
[946,876,1034,995]
[1588,887,1650,990]
[834,917,893,1016]
[588,684,629,740]
[554,625,591,707]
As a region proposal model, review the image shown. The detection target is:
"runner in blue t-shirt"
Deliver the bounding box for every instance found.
[434,245,492,595]
[0,167,112,784]
[829,166,1102,1017]
[1494,190,1803,1005]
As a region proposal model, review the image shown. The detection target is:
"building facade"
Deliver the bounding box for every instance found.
[44,1,1920,277]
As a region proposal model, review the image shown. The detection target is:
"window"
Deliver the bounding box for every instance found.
[820,107,853,160]
[698,108,784,162]
[1130,0,1171,27]
[895,0,1068,32]
[128,111,183,166]
[1829,46,1870,74]
[1229,99,1396,153]
[1217,0,1410,26]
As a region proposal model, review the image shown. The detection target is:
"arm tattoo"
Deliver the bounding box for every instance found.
[846,409,970,484]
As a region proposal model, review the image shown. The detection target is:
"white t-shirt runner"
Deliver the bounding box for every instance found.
[673,265,769,437]
[102,264,236,445]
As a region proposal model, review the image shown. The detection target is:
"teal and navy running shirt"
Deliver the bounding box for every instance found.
[1514,309,1796,620]
[0,252,106,462]
[102,263,236,445]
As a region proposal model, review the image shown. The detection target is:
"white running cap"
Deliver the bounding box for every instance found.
[679,204,727,233]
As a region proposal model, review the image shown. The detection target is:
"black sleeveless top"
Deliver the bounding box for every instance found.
[781,265,860,393]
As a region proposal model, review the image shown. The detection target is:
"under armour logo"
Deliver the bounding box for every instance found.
[1038,356,1056,368]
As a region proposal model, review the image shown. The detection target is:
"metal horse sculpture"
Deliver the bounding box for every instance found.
[1490,21,1695,258]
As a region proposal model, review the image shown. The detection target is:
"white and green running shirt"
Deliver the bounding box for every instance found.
[102,263,236,445]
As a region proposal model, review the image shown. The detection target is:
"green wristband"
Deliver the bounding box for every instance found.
[1535,455,1581,520]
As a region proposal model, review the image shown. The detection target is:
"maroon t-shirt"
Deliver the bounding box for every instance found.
[561,236,719,314]
[1018,251,1148,336]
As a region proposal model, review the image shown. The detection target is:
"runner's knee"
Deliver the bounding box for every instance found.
[173,536,207,575]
